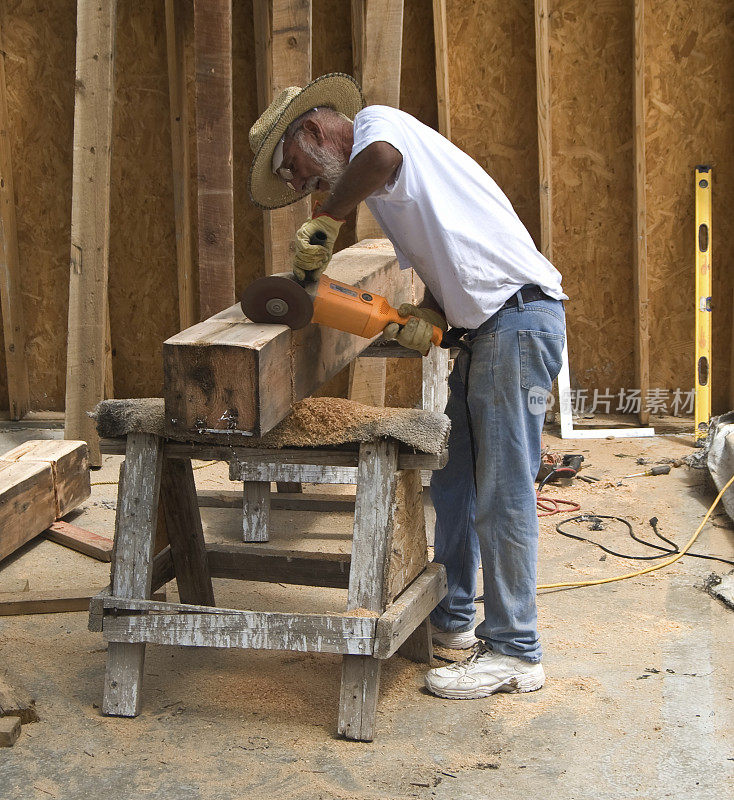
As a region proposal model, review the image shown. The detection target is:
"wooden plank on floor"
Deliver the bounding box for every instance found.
[164,239,412,437]
[0,587,164,616]
[165,0,196,329]
[633,0,650,425]
[194,0,235,318]
[0,15,30,420]
[64,0,118,466]
[43,520,113,562]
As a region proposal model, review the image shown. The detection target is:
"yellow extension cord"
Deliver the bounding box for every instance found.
[92,460,733,592]
[537,472,734,590]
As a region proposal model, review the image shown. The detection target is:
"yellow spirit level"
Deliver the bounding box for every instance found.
[694,166,712,442]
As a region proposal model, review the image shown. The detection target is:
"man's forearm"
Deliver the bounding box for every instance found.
[318,141,402,219]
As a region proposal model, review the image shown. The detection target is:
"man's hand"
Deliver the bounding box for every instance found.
[383,303,448,356]
[293,213,345,282]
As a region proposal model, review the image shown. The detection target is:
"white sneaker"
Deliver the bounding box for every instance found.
[425,644,545,699]
[430,623,479,650]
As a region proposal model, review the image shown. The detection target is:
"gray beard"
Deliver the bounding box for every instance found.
[296,133,347,190]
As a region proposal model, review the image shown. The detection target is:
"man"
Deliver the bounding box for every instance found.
[248,73,567,699]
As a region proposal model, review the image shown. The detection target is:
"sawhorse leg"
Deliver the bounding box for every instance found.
[161,456,215,605]
[338,440,399,741]
[103,433,163,717]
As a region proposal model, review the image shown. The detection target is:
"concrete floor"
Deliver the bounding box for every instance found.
[0,420,732,800]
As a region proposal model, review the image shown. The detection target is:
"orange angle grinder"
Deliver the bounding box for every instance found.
[241,232,461,347]
[241,270,446,345]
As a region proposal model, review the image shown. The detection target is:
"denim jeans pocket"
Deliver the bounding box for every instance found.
[519,330,565,391]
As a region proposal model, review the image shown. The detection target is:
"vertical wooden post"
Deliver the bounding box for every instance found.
[338,439,399,741]
[633,0,650,425]
[349,0,404,407]
[431,0,451,140]
[165,0,196,330]
[194,0,235,319]
[534,0,553,261]
[0,15,30,420]
[253,0,312,275]
[65,0,118,465]
[103,433,164,717]
[350,0,404,243]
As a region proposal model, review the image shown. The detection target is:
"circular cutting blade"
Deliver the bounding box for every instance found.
[240,275,314,329]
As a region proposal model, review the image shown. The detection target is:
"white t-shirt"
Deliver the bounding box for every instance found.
[350,105,567,329]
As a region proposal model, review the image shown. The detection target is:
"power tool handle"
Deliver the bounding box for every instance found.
[651,464,671,476]
[395,314,444,347]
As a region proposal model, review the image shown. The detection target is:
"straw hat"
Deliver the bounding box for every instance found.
[248,73,364,210]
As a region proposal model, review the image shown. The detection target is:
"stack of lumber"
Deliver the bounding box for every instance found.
[0,440,90,562]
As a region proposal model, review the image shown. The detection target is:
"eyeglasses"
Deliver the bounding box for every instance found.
[272,134,296,191]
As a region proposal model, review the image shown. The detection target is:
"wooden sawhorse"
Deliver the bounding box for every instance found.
[90,432,447,741]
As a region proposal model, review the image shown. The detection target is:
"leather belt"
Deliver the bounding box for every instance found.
[499,284,552,310]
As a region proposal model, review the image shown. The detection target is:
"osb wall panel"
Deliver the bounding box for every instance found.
[108,1,180,400]
[446,0,540,246]
[0,0,76,411]
[645,0,734,411]
[3,2,733,415]
[550,1,635,394]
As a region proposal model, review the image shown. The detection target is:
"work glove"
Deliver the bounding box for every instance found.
[383,303,448,356]
[293,212,345,282]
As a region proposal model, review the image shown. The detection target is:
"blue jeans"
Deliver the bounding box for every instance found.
[430,294,566,663]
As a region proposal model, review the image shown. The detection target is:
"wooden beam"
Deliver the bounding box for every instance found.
[534,0,552,260]
[633,0,650,425]
[165,0,196,329]
[160,456,215,606]
[64,0,117,465]
[349,0,404,407]
[100,438,449,471]
[103,432,164,717]
[432,0,451,139]
[0,440,90,562]
[338,439,398,741]
[0,15,30,420]
[254,0,312,275]
[0,461,56,562]
[0,439,91,518]
[194,0,235,318]
[197,488,356,511]
[206,542,351,588]
[101,602,376,655]
[350,0,403,243]
[374,562,446,658]
[163,239,413,437]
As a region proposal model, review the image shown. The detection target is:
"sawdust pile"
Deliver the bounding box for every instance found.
[256,397,449,454]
